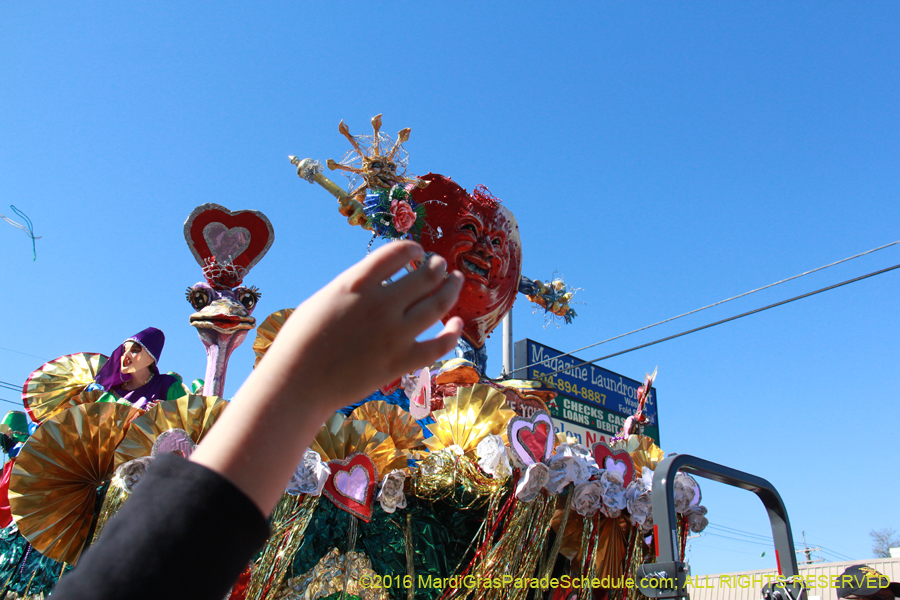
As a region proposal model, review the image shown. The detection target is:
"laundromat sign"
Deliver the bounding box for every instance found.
[514,339,659,429]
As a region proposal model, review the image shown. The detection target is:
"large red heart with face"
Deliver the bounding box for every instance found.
[184,204,274,273]
[412,175,522,348]
[592,442,635,487]
[322,453,377,522]
[507,411,554,466]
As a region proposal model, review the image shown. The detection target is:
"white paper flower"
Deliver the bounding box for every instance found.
[572,481,603,517]
[674,473,699,514]
[545,455,577,495]
[447,444,465,456]
[476,434,511,479]
[554,443,601,479]
[286,449,331,496]
[377,469,408,513]
[684,505,708,532]
[598,469,627,518]
[625,467,654,530]
[516,462,550,502]
[115,456,154,494]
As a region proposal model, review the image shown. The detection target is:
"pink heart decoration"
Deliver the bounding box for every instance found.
[408,367,431,420]
[184,204,274,273]
[507,410,554,466]
[592,442,635,488]
[322,453,377,522]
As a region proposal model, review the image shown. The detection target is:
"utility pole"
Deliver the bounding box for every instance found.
[501,310,513,378]
[796,531,824,565]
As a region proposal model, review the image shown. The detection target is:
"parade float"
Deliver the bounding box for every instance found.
[1,115,708,600]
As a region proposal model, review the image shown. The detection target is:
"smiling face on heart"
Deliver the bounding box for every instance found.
[591,442,635,487]
[184,204,274,275]
[412,174,522,348]
[322,453,377,522]
[507,411,554,466]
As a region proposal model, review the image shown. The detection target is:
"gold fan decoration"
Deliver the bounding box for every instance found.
[349,401,426,460]
[629,435,665,474]
[9,402,141,564]
[115,395,227,467]
[252,309,293,368]
[424,383,514,456]
[311,413,407,476]
[22,352,108,423]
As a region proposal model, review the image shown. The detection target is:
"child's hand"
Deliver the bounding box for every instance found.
[192,241,464,514]
[257,240,464,410]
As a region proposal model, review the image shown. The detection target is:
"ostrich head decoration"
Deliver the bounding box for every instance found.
[184,204,274,396]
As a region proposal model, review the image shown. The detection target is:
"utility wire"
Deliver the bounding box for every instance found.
[701,532,776,547]
[535,262,900,379]
[706,524,783,543]
[0,398,21,407]
[517,239,900,373]
[0,346,44,360]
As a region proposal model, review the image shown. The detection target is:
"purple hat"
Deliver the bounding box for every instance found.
[94,327,166,390]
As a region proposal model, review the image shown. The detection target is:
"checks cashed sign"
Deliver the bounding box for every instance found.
[514,339,660,445]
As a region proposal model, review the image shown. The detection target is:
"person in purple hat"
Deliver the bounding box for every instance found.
[93,327,189,410]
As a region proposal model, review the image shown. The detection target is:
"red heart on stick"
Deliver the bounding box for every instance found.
[592,442,635,487]
[184,204,274,273]
[322,453,377,522]
[507,411,554,466]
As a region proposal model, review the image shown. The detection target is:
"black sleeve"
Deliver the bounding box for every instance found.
[53,454,270,600]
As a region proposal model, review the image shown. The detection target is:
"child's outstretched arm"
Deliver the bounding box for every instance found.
[53,242,463,600]
[190,240,464,514]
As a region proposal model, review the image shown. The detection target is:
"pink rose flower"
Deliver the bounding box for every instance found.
[390,199,417,234]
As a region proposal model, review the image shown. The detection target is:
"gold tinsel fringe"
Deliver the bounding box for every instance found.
[415,451,507,509]
[246,494,319,600]
[445,492,556,600]
[577,514,601,600]
[538,489,573,597]
[91,477,130,545]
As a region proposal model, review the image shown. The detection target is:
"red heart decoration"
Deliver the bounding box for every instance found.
[380,378,402,395]
[184,204,274,274]
[519,422,550,464]
[507,410,554,466]
[412,175,522,347]
[591,442,635,487]
[322,453,377,522]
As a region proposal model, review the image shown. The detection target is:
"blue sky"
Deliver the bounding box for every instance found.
[2,2,898,577]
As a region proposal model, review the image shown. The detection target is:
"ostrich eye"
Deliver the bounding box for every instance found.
[237,288,260,310]
[186,288,211,310]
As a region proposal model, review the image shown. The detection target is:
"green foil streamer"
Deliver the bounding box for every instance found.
[0,525,69,599]
[291,487,491,600]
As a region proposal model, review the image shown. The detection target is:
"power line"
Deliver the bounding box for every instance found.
[0,398,21,407]
[0,346,45,360]
[706,524,786,544]
[702,531,777,548]
[517,239,900,373]
[535,262,900,378]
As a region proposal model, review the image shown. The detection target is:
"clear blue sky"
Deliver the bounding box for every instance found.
[2,2,898,576]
